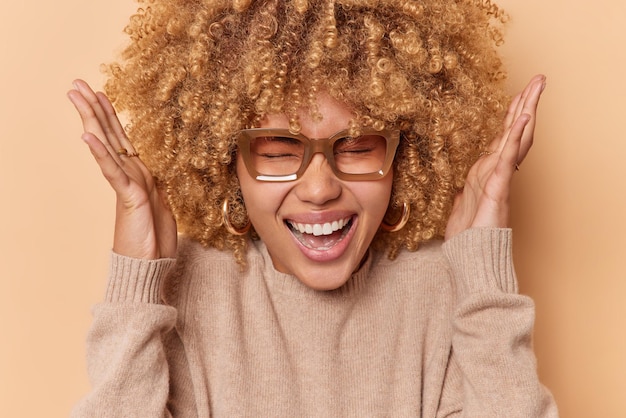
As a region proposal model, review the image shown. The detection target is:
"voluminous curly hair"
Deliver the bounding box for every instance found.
[105,0,509,265]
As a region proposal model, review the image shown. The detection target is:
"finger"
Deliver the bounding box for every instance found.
[82,132,132,193]
[70,80,126,157]
[71,80,112,135]
[502,91,523,132]
[68,88,124,166]
[497,113,530,178]
[496,75,546,155]
[515,79,546,163]
[489,91,523,152]
[95,91,138,155]
[512,75,545,119]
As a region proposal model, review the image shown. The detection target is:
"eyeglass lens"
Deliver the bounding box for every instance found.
[248,134,389,176]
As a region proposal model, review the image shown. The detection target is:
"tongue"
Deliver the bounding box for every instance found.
[299,229,344,250]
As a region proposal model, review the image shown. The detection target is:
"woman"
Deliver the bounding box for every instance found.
[68,0,557,415]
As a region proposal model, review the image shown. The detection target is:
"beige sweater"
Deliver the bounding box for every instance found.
[72,228,558,417]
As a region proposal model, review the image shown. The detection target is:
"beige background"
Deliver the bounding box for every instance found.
[1,1,624,417]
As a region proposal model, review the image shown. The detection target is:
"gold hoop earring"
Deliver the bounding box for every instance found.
[380,202,410,233]
[222,199,251,236]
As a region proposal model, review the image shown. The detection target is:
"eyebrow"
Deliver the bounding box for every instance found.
[257,135,302,145]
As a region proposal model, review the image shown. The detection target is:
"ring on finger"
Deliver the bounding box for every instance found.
[116,148,128,156]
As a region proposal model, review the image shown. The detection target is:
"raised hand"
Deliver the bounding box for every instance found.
[444,74,546,240]
[67,80,177,259]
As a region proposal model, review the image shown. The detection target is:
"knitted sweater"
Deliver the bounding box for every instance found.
[72,228,558,417]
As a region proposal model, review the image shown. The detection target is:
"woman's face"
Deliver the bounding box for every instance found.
[236,94,393,290]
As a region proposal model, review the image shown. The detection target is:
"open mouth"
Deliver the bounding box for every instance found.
[286,216,354,251]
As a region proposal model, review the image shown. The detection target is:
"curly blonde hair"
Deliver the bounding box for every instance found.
[105,0,509,264]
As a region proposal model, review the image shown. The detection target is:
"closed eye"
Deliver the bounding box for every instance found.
[334,135,383,154]
[252,136,304,159]
[259,152,300,158]
[335,147,374,155]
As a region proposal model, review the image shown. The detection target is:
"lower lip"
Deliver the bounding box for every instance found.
[287,216,358,263]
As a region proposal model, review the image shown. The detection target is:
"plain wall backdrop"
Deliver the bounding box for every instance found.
[1,1,624,417]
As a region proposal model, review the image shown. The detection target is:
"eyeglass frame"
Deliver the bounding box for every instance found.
[236,127,400,182]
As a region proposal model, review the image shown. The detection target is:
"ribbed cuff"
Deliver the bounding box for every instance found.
[442,228,518,297]
[105,252,177,304]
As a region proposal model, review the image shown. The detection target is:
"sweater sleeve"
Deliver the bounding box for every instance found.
[438,228,559,417]
[71,253,184,418]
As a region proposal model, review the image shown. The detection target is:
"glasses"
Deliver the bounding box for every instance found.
[237,128,400,182]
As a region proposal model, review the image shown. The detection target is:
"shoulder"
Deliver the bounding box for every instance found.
[374,239,449,272]
[176,235,237,267]
[367,239,453,293]
[358,240,457,317]
[161,236,246,306]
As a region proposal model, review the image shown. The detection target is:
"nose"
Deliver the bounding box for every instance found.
[294,153,342,205]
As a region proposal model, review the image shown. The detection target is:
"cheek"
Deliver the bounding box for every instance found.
[368,175,393,213]
[236,155,286,223]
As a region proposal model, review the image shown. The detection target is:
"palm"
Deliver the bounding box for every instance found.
[445,75,546,240]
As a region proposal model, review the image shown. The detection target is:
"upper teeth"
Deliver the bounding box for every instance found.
[288,217,351,236]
